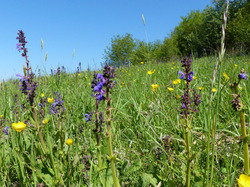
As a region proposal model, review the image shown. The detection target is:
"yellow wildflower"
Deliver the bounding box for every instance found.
[0,115,3,118]
[212,88,217,93]
[172,62,175,65]
[198,87,204,90]
[176,94,180,99]
[41,93,45,97]
[47,98,55,103]
[238,174,250,187]
[12,122,26,133]
[137,69,140,72]
[223,72,230,80]
[234,64,238,67]
[141,61,144,65]
[151,84,159,91]
[193,76,198,80]
[66,139,73,146]
[173,79,181,85]
[168,87,174,91]
[147,69,155,75]
[42,119,49,124]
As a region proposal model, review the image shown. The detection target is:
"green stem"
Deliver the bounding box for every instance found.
[32,106,48,153]
[240,110,249,175]
[185,120,191,187]
[106,88,120,187]
[95,99,102,169]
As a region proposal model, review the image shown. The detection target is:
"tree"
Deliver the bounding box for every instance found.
[104,33,135,66]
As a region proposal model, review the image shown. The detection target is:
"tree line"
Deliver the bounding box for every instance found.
[104,0,249,66]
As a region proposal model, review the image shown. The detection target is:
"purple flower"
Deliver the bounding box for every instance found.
[16,43,22,51]
[188,71,194,81]
[85,113,92,122]
[238,73,248,80]
[97,73,106,84]
[3,126,9,135]
[96,93,104,101]
[93,82,104,92]
[178,71,185,79]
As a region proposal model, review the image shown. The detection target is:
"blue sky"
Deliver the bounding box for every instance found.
[0,0,212,81]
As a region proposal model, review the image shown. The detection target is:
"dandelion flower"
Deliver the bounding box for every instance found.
[168,87,174,91]
[47,98,54,103]
[238,174,250,187]
[66,138,73,146]
[12,122,26,132]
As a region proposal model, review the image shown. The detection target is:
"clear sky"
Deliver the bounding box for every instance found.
[0,0,212,81]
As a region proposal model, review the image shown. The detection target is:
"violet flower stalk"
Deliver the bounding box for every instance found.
[179,57,201,187]
[16,30,48,153]
[102,63,120,187]
[230,69,249,175]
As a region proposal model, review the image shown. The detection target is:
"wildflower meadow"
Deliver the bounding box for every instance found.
[1,2,250,187]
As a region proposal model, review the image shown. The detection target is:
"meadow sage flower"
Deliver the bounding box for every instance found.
[12,122,27,132]
[66,138,73,145]
[238,69,248,80]
[3,126,9,135]
[238,174,250,187]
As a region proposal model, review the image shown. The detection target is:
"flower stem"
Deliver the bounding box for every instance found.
[185,120,191,187]
[240,110,249,175]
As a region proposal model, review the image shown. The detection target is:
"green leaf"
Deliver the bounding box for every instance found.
[141,173,157,187]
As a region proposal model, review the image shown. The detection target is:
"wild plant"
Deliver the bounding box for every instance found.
[178,57,201,186]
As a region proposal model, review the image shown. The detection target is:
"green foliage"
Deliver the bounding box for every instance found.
[104,33,136,66]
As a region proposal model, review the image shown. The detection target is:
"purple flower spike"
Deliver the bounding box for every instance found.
[238,73,248,80]
[97,73,106,84]
[178,71,185,79]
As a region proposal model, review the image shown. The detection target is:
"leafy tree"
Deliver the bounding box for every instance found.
[104,33,135,66]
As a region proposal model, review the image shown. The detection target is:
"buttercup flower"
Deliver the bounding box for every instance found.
[223,72,230,80]
[173,79,181,85]
[41,93,45,97]
[66,138,73,145]
[212,88,217,93]
[42,119,49,124]
[198,87,205,90]
[12,122,27,132]
[238,174,250,187]
[168,87,174,91]
[147,69,155,75]
[47,98,54,103]
[151,84,159,91]
[141,61,144,65]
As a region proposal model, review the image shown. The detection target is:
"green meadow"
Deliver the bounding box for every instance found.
[0,54,249,186]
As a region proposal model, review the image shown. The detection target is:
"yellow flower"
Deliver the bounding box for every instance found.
[41,93,45,97]
[0,115,3,118]
[47,98,54,103]
[78,73,81,77]
[176,94,180,99]
[137,69,140,72]
[223,72,230,80]
[147,70,155,75]
[172,62,175,65]
[66,139,73,146]
[173,79,181,85]
[12,122,27,133]
[238,174,250,187]
[134,79,136,82]
[198,87,204,90]
[171,67,174,70]
[193,76,197,80]
[42,119,49,124]
[212,88,217,93]
[234,64,238,67]
[168,87,174,91]
[141,61,144,65]
[151,84,159,91]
